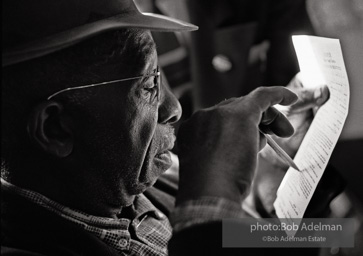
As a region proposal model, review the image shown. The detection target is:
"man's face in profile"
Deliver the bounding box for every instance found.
[69,32,181,207]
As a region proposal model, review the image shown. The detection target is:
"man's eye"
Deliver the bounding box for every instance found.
[142,74,159,101]
[144,86,157,93]
[144,84,158,99]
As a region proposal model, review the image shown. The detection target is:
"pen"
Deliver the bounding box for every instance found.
[259,129,301,172]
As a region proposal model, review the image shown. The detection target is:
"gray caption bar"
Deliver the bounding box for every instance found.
[222,218,354,248]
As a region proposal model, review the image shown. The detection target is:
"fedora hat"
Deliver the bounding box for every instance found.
[2,0,198,67]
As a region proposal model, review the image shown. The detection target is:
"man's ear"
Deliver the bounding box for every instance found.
[27,101,73,158]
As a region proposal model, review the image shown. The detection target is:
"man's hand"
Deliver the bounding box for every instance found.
[252,73,331,216]
[261,73,330,160]
[176,86,298,205]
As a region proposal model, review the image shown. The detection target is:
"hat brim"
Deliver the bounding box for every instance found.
[3,12,198,67]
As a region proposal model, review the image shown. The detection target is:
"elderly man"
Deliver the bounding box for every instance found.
[2,0,337,255]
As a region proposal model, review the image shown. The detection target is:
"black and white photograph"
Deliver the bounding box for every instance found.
[2,0,363,255]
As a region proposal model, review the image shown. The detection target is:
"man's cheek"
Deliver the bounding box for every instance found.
[136,106,158,146]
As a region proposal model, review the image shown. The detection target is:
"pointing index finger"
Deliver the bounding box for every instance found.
[248,86,298,113]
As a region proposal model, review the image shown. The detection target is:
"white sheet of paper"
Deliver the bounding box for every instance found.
[273,35,350,236]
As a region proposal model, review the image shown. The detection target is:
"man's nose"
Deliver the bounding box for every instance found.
[158,82,182,124]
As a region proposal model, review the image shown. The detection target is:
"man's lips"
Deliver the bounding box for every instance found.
[154,134,176,168]
[155,150,173,168]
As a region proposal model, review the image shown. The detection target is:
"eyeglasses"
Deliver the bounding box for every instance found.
[46,66,161,102]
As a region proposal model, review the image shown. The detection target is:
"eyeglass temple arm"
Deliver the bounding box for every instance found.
[47,72,160,100]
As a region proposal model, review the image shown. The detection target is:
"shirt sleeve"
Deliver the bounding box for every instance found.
[169,196,248,233]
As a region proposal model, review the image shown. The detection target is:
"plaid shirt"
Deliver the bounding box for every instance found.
[2,174,244,255]
[1,178,171,256]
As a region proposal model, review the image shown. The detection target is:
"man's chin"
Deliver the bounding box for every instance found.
[120,195,136,207]
[128,177,158,195]
[137,151,172,189]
